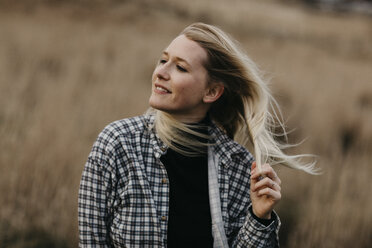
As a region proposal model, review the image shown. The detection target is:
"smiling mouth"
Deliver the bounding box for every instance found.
[155,85,171,93]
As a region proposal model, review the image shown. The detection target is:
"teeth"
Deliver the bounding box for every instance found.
[156,86,169,93]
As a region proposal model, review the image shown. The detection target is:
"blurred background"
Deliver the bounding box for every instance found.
[0,0,371,247]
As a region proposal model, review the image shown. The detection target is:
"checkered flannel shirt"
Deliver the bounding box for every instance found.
[78,114,280,247]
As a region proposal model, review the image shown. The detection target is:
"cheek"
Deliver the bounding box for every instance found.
[175,84,205,103]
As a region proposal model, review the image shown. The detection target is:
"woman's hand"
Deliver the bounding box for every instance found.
[250,162,281,219]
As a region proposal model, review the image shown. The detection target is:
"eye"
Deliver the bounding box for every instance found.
[159,59,167,64]
[177,65,188,72]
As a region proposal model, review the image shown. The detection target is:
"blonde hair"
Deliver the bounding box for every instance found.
[152,23,318,174]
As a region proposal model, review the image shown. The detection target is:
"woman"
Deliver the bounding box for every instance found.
[78,23,317,247]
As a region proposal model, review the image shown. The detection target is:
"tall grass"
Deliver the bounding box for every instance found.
[0,0,371,247]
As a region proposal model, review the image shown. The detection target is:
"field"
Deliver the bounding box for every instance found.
[0,0,371,247]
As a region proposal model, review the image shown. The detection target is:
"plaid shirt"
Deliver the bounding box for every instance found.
[78,114,280,247]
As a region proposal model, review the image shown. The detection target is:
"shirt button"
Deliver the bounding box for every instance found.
[161,216,167,221]
[161,178,167,184]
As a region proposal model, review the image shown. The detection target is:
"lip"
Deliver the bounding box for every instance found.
[154,83,172,94]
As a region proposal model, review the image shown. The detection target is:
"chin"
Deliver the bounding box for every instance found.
[149,98,167,112]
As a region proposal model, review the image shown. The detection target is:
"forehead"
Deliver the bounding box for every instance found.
[165,35,207,66]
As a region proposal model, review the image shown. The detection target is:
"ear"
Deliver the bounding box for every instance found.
[203,83,224,104]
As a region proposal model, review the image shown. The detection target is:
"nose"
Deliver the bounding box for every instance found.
[155,64,170,81]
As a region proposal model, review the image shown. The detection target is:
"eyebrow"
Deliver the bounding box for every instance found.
[162,51,191,67]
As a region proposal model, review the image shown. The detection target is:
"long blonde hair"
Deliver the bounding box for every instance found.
[152,23,317,174]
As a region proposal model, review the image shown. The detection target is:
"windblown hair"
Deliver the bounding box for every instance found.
[152,22,317,174]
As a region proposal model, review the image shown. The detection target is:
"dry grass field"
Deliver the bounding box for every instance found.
[0,0,371,247]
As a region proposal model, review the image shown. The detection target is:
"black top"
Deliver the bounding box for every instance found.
[160,121,213,248]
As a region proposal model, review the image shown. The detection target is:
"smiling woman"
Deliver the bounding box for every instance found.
[78,22,317,248]
[149,35,220,123]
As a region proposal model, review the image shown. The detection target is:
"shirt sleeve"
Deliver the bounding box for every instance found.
[78,131,117,247]
[230,204,281,248]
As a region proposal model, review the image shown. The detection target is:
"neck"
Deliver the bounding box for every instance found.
[168,113,207,124]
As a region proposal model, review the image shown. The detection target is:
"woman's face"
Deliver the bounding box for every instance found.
[149,35,211,123]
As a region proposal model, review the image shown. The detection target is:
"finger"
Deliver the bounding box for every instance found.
[250,162,260,181]
[252,177,281,192]
[252,164,281,185]
[250,161,263,178]
[251,161,257,171]
[260,164,278,180]
[256,187,282,200]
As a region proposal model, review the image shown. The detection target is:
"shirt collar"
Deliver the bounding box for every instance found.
[145,114,168,158]
[208,121,248,168]
[146,113,247,164]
